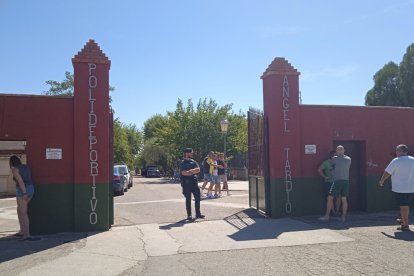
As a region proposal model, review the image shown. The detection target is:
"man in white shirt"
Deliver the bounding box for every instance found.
[379,144,414,231]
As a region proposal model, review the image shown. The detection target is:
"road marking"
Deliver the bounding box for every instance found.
[0,206,18,220]
[115,194,249,209]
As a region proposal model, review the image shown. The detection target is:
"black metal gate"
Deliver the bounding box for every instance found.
[247,108,269,215]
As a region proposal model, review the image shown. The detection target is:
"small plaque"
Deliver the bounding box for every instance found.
[305,145,316,154]
[46,148,62,160]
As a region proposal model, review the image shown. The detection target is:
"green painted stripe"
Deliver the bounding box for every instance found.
[266,176,397,218]
[29,184,74,235]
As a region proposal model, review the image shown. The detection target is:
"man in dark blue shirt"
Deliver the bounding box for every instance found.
[180,148,205,221]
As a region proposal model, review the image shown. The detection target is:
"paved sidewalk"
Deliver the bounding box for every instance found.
[1,209,414,275]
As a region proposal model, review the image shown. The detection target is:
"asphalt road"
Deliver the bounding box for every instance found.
[114,176,251,226]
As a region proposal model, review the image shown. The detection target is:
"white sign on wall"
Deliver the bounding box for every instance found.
[46,148,62,160]
[305,145,316,154]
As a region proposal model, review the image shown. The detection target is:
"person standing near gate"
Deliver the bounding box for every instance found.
[217,153,230,196]
[379,144,414,231]
[200,151,214,197]
[319,145,351,222]
[10,155,35,241]
[317,150,341,216]
[180,148,205,221]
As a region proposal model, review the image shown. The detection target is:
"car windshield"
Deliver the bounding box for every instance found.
[147,167,158,171]
[118,166,127,174]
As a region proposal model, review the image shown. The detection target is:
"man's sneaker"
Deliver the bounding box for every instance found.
[318,216,329,222]
[214,194,219,198]
[196,214,205,219]
[186,215,193,221]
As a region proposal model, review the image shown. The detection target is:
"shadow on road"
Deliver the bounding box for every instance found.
[159,219,188,230]
[381,231,414,241]
[0,231,97,264]
[223,208,414,242]
[225,208,328,241]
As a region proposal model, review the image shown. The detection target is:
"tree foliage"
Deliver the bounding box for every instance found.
[399,43,414,106]
[113,119,143,169]
[365,43,414,107]
[43,71,115,100]
[365,62,400,106]
[44,71,74,96]
[139,98,248,173]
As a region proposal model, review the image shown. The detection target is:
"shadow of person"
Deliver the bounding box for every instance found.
[381,231,414,241]
[159,219,188,230]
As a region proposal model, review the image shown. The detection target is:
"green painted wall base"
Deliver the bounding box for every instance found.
[266,176,397,218]
[29,184,74,235]
[29,183,113,235]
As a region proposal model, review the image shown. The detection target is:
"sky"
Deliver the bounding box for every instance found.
[1,0,414,129]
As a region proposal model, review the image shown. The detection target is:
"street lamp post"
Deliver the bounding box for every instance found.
[220,119,229,157]
[220,119,230,195]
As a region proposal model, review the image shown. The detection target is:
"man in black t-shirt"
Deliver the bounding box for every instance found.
[180,148,205,221]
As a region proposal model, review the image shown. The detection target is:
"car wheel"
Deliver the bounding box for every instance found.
[119,189,124,196]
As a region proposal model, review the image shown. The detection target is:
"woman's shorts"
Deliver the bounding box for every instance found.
[16,184,34,199]
[219,174,227,182]
[212,175,220,185]
[204,173,212,182]
[394,192,414,206]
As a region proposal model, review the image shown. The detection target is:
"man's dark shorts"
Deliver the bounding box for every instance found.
[323,181,333,199]
[394,192,414,206]
[329,180,349,197]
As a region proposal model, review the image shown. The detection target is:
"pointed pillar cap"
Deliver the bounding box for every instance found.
[261,57,299,79]
[72,39,111,67]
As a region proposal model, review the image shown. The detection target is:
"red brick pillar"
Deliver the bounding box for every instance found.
[72,40,111,231]
[261,58,301,217]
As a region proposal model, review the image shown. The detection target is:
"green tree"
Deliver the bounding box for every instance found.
[399,43,414,106]
[143,114,169,142]
[44,71,74,96]
[365,42,414,107]
[140,138,176,174]
[124,123,142,156]
[113,120,143,169]
[113,119,131,165]
[139,98,248,173]
[365,62,401,106]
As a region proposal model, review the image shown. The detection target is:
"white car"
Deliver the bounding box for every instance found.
[114,164,133,188]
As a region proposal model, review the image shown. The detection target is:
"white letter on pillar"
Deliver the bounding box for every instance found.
[88,63,97,75]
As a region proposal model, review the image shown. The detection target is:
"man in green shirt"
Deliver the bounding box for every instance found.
[317,151,341,216]
[319,145,351,222]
